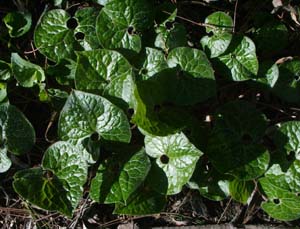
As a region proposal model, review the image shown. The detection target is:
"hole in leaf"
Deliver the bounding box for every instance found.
[294,72,300,81]
[90,132,100,141]
[273,198,280,204]
[296,192,300,197]
[208,31,214,37]
[165,21,174,30]
[66,18,78,29]
[127,26,135,35]
[231,53,236,59]
[128,108,134,116]
[43,170,54,180]
[241,133,253,144]
[154,104,162,113]
[75,32,85,40]
[140,68,148,75]
[160,154,169,164]
[287,151,295,161]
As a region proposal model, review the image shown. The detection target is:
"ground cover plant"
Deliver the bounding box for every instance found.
[1,0,300,227]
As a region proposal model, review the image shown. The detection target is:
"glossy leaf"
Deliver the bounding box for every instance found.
[201,11,233,58]
[11,53,45,87]
[0,60,12,81]
[58,90,131,143]
[273,58,300,103]
[215,36,259,81]
[254,61,279,88]
[74,8,100,50]
[260,176,300,221]
[138,47,168,80]
[3,11,31,37]
[75,49,134,105]
[34,9,79,62]
[229,179,254,204]
[145,132,202,195]
[205,11,233,34]
[90,148,150,204]
[96,0,154,53]
[167,47,216,105]
[0,103,35,173]
[0,148,11,173]
[13,142,88,216]
[207,100,268,175]
[114,185,166,215]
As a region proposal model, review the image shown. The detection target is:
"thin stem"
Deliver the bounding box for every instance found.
[233,0,239,33]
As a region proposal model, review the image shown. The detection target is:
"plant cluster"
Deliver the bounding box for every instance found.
[1,0,300,224]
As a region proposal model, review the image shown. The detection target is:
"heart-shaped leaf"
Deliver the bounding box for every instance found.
[58,90,131,143]
[90,148,150,204]
[273,58,300,103]
[11,53,45,87]
[214,35,259,81]
[3,11,31,38]
[113,185,166,215]
[167,47,216,105]
[96,0,154,53]
[145,132,202,195]
[34,9,79,62]
[75,49,134,106]
[207,100,268,176]
[201,11,233,58]
[0,104,35,173]
[13,141,88,217]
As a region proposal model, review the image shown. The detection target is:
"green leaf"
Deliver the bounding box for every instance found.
[271,121,300,161]
[138,47,169,80]
[254,61,279,88]
[34,9,79,62]
[58,90,131,143]
[228,150,270,180]
[0,148,11,173]
[229,179,254,204]
[13,142,88,217]
[13,168,73,215]
[75,49,134,105]
[207,100,268,175]
[167,47,216,105]
[273,58,300,103]
[114,185,166,215]
[154,9,187,51]
[3,11,31,38]
[74,8,100,50]
[253,16,288,55]
[11,53,45,87]
[204,11,233,34]
[214,35,259,81]
[188,159,230,201]
[201,11,233,58]
[90,148,150,204]
[0,83,7,103]
[0,104,35,169]
[145,132,202,195]
[260,179,300,221]
[96,0,154,53]
[46,59,76,86]
[0,60,12,81]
